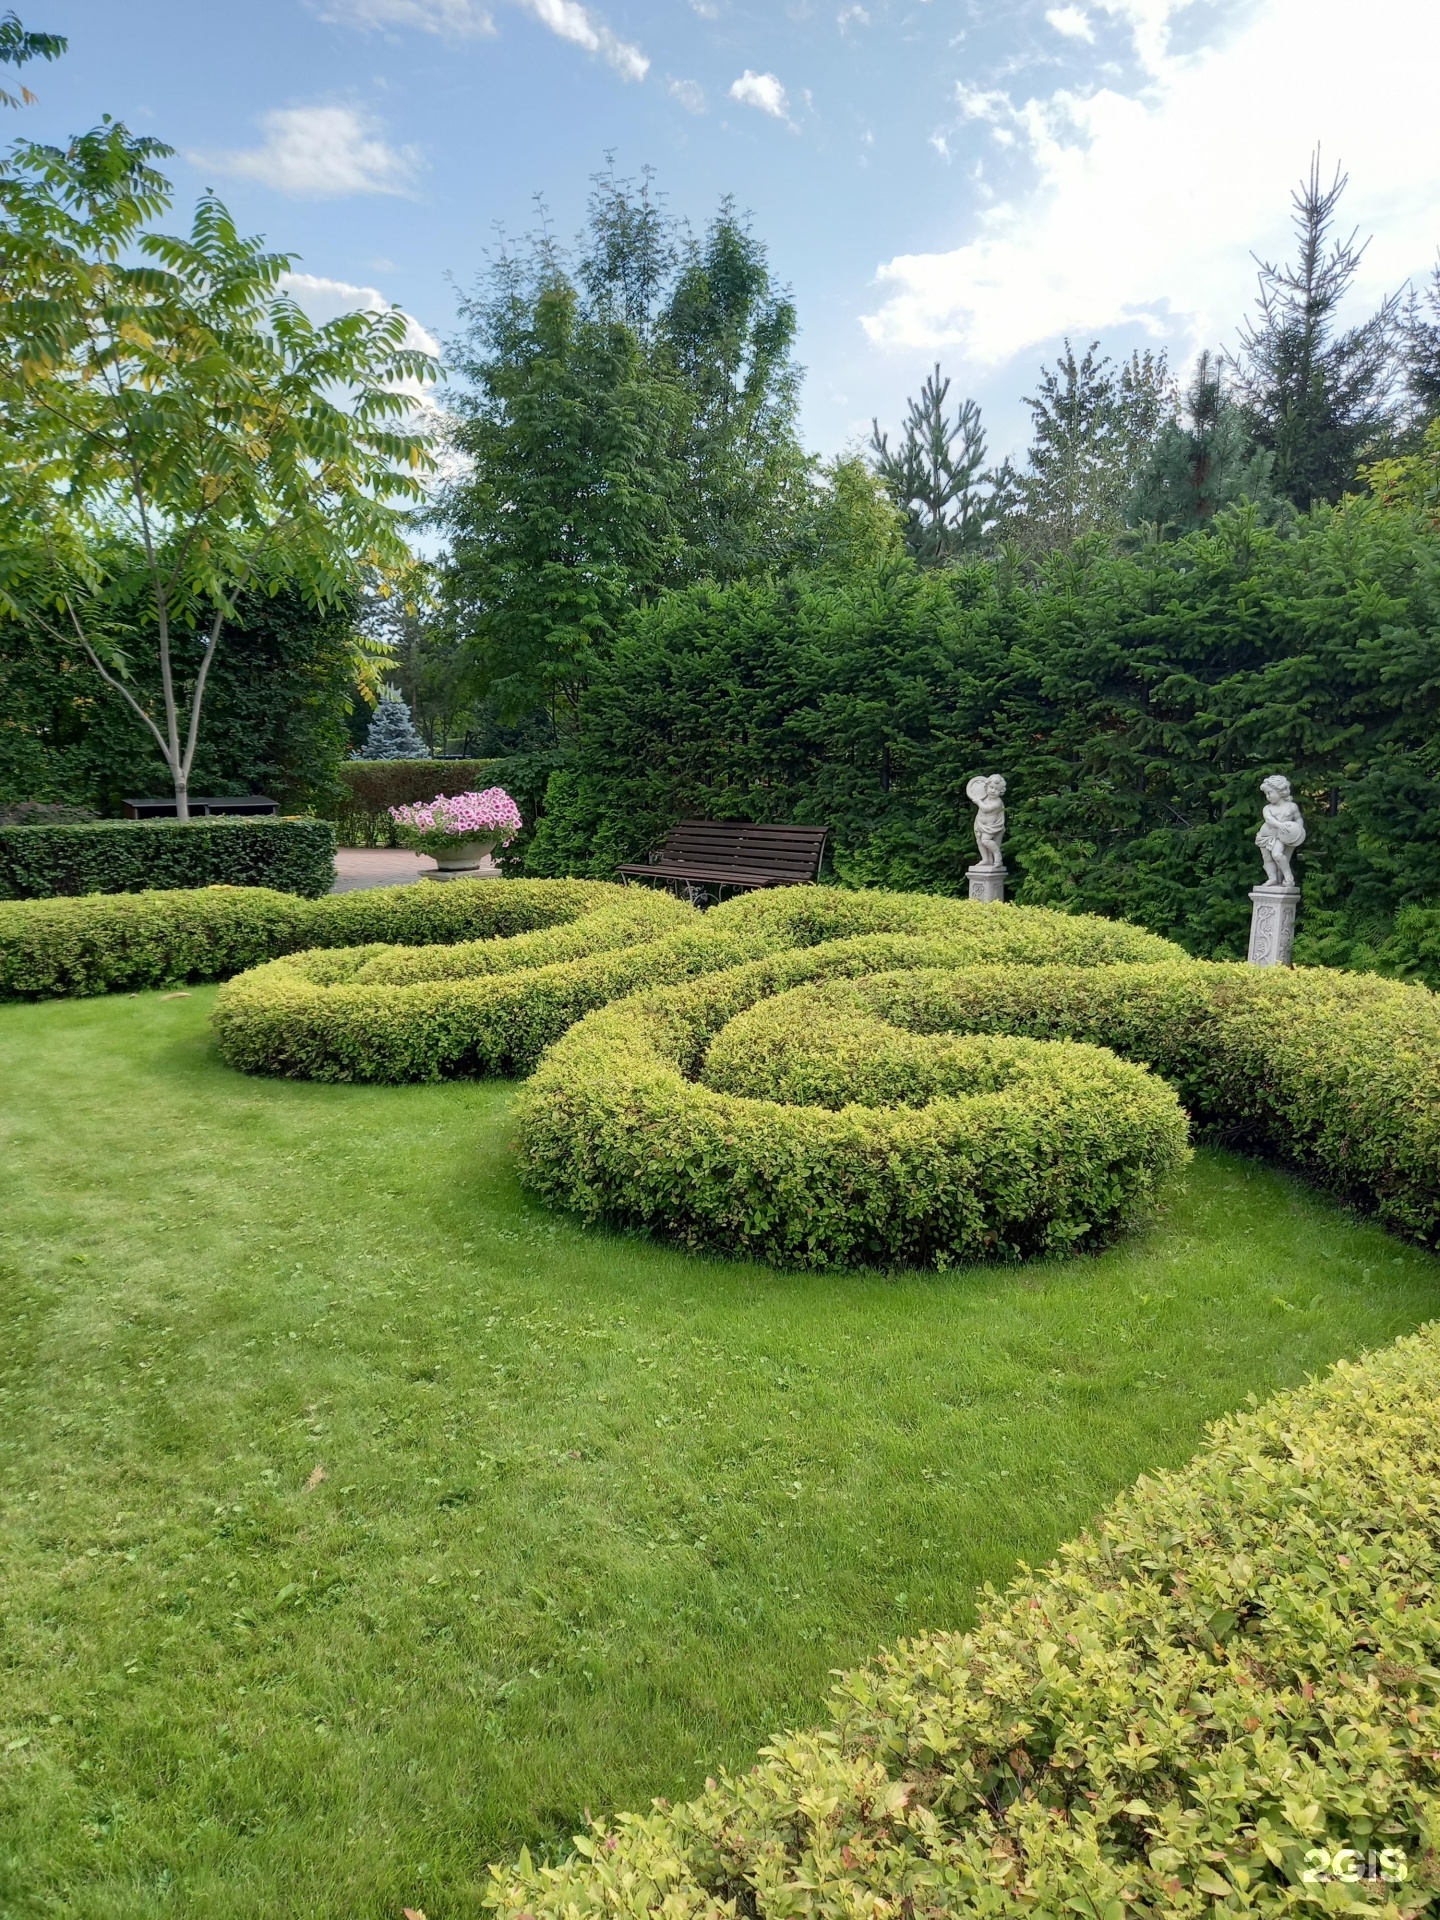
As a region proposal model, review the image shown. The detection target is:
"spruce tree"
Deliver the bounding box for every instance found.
[869,365,995,565]
[1402,262,1440,433]
[361,687,428,760]
[1226,153,1401,508]
[1128,351,1276,534]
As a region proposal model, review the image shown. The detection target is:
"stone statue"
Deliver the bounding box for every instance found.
[966,773,1007,870]
[1255,773,1306,889]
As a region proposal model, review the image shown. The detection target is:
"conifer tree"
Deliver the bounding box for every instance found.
[1015,341,1173,549]
[1128,351,1276,534]
[1226,153,1400,508]
[361,687,428,760]
[869,365,995,565]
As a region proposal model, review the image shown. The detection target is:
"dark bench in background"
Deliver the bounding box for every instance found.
[617,820,828,903]
[122,796,279,820]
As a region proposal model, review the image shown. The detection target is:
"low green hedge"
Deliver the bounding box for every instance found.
[486,1319,1440,1920]
[0,815,337,901]
[519,950,1440,1261]
[328,758,506,846]
[207,889,1186,1084]
[0,877,634,1000]
[517,961,1191,1267]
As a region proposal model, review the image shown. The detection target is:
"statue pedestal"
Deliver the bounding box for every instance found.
[968,862,1006,904]
[1247,885,1301,966]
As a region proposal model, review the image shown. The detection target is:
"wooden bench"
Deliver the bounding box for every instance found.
[617,821,828,903]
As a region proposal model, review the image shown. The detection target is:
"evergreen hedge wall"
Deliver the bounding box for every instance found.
[522,502,1440,964]
[0,817,337,901]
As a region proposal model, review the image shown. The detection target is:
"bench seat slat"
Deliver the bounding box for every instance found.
[618,819,828,897]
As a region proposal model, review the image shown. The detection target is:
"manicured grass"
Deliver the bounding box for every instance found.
[1,987,1437,1920]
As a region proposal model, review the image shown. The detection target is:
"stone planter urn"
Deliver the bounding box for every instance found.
[428,836,495,875]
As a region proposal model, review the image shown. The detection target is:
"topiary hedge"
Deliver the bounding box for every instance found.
[0,877,645,1000]
[516,959,1191,1267]
[486,1319,1440,1920]
[209,889,1184,1085]
[0,815,337,901]
[519,947,1440,1263]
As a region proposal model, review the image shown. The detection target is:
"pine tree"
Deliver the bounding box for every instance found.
[1015,341,1173,550]
[1226,153,1401,509]
[869,365,996,565]
[361,686,428,760]
[1128,351,1276,534]
[1402,261,1440,433]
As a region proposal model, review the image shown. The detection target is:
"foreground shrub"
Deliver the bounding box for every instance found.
[0,877,630,999]
[487,1320,1440,1920]
[517,958,1191,1267]
[0,815,337,901]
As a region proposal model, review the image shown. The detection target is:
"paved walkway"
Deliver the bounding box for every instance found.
[331,847,501,893]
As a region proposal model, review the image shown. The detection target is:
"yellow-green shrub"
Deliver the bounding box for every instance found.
[211,885,707,1081]
[516,959,1191,1267]
[209,888,1188,1084]
[0,877,636,1001]
[485,1320,1440,1920]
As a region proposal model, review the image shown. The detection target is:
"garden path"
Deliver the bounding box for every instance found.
[330,845,501,891]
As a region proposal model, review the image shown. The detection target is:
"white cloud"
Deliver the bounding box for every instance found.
[279,272,441,358]
[838,5,870,27]
[314,0,494,33]
[194,106,422,198]
[864,0,1440,365]
[517,0,648,78]
[668,76,706,112]
[729,69,791,120]
[1045,5,1094,40]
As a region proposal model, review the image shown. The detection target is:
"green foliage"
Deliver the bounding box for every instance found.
[0,9,65,110]
[0,585,358,816]
[517,954,1190,1270]
[1012,340,1174,549]
[870,365,1001,564]
[0,814,335,902]
[520,501,1440,959]
[210,883,1174,1087]
[440,169,817,728]
[486,1317,1440,1920]
[359,687,427,760]
[0,122,434,813]
[1127,350,1277,535]
[325,756,506,847]
[0,874,638,999]
[210,882,699,1080]
[1227,155,1400,510]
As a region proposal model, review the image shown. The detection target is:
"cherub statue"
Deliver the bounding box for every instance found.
[966,773,1007,870]
[1255,773,1306,888]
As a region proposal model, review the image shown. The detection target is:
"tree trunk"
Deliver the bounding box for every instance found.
[173,772,190,822]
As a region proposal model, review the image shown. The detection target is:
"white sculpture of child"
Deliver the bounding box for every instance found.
[1255,774,1306,889]
[966,773,1007,870]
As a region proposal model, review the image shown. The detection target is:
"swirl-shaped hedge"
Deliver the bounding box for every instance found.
[516,956,1192,1267]
[212,886,1182,1084]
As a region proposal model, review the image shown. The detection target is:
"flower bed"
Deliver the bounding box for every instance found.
[388,786,523,860]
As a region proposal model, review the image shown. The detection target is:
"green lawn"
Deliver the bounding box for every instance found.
[1,987,1437,1920]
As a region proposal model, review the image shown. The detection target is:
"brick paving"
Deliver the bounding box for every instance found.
[331,847,501,893]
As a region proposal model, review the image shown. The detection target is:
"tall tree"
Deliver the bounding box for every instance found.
[1016,340,1173,549]
[441,169,815,728]
[1226,153,1400,509]
[1128,351,1276,535]
[0,122,435,816]
[869,365,997,565]
[1402,260,1440,433]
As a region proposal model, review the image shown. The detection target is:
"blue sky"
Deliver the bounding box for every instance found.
[25,0,1440,467]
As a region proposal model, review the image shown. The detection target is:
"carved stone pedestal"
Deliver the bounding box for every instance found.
[1247,885,1301,966]
[968,863,1006,904]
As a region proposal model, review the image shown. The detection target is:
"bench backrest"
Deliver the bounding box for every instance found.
[663,820,828,880]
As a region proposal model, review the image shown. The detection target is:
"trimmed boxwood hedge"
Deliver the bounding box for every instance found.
[209,889,1185,1084]
[0,815,337,901]
[0,878,646,1000]
[486,1319,1440,1920]
[329,757,506,846]
[516,960,1191,1267]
